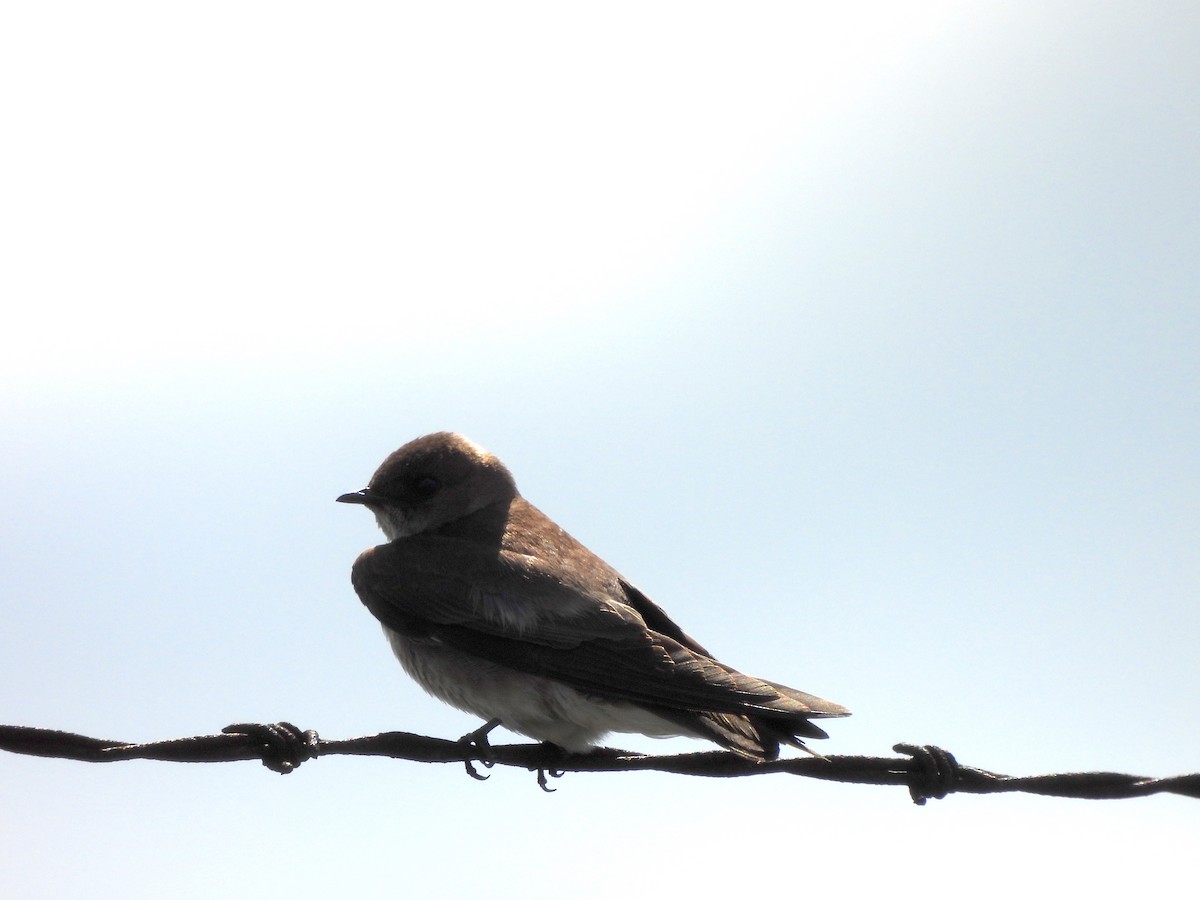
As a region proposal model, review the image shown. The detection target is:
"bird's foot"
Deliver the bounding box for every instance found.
[533,742,569,793]
[457,718,502,781]
[536,766,565,793]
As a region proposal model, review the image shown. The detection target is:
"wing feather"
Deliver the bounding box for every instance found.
[351,539,846,722]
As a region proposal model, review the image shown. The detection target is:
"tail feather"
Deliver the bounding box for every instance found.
[641,702,846,761]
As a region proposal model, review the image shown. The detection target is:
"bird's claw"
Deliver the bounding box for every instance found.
[536,767,564,793]
[457,718,502,782]
[455,723,568,792]
[464,759,493,781]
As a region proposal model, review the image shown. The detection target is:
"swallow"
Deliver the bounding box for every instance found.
[337,432,848,761]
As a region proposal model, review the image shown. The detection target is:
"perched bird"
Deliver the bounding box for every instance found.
[338,432,848,760]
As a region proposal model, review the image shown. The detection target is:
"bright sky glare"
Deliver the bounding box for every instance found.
[2,3,976,379]
[1,3,1197,898]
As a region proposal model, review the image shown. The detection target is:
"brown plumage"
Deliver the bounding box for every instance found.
[339,432,849,759]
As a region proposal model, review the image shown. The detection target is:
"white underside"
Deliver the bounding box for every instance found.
[383,626,685,751]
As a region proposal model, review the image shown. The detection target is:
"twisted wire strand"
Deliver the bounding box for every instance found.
[2,723,1196,803]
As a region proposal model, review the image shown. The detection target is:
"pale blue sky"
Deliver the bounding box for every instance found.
[2,2,1197,897]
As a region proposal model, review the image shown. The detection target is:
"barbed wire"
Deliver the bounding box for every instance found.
[2,722,1196,804]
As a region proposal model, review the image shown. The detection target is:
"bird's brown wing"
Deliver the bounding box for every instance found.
[615,578,719,658]
[351,538,849,728]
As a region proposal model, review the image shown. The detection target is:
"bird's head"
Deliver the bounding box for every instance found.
[337,432,518,541]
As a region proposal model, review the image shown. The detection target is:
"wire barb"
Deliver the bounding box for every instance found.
[221,722,321,774]
[894,743,960,805]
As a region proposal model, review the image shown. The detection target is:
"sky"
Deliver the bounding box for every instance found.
[1,1,1197,896]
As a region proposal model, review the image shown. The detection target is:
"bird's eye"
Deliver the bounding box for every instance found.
[413,475,441,498]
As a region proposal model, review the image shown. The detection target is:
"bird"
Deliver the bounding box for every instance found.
[337,432,848,762]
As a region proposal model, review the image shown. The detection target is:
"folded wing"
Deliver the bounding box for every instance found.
[351,537,848,757]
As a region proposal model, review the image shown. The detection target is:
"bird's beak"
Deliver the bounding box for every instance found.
[336,489,376,505]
